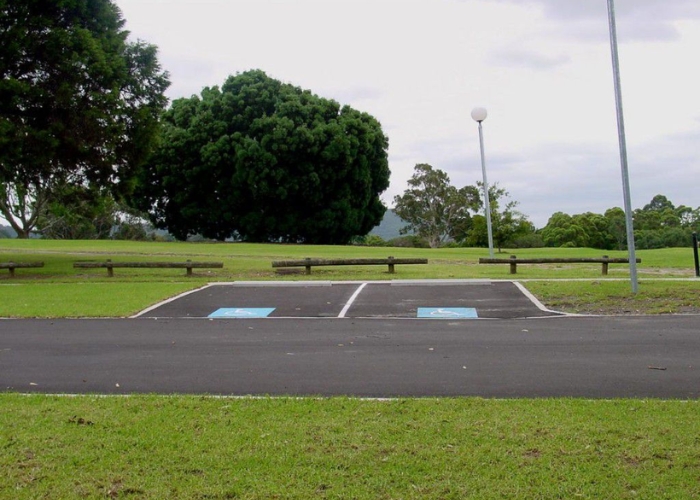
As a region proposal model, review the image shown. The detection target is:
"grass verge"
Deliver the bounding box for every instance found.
[525,280,700,315]
[0,282,197,318]
[2,395,699,499]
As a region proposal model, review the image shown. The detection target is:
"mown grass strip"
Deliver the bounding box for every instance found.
[0,283,197,318]
[1,395,698,499]
[525,280,700,315]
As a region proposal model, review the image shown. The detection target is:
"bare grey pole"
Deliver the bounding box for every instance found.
[478,121,495,258]
[472,108,493,258]
[607,0,639,293]
[472,107,494,258]
[693,232,699,277]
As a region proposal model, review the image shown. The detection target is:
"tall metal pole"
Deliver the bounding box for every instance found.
[477,120,495,257]
[693,232,699,278]
[607,0,638,293]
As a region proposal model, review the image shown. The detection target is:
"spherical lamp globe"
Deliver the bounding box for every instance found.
[471,107,488,122]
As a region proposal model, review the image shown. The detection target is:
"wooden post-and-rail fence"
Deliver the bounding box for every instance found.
[272,257,428,275]
[478,255,641,275]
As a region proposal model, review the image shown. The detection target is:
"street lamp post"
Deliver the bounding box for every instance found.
[607,0,639,293]
[471,107,494,258]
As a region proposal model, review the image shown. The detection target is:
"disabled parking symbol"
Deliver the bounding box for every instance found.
[208,308,275,318]
[417,307,478,319]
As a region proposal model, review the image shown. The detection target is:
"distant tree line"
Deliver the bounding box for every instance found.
[366,165,698,251]
[540,194,700,250]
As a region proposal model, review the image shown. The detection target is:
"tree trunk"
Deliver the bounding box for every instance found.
[0,209,32,238]
[0,181,45,238]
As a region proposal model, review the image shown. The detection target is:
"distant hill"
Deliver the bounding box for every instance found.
[0,225,15,238]
[369,210,412,240]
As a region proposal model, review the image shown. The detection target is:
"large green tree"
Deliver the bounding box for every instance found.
[393,164,480,248]
[463,183,533,251]
[604,207,627,250]
[135,70,390,244]
[0,0,169,237]
[540,212,588,248]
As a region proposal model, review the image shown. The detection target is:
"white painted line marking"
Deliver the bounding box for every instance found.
[512,281,568,316]
[338,282,368,318]
[391,279,492,286]
[131,284,212,318]
[227,281,332,287]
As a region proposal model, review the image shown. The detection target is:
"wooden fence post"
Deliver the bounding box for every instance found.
[510,255,517,274]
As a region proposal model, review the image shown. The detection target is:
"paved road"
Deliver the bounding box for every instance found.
[1,315,698,398]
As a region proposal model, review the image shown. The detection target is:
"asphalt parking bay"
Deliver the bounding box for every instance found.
[137,280,563,320]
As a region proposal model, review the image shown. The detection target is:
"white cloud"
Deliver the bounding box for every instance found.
[486,0,700,41]
[490,48,571,71]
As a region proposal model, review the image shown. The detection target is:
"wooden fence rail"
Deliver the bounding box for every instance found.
[479,255,641,275]
[73,259,223,277]
[272,257,428,275]
[0,261,45,278]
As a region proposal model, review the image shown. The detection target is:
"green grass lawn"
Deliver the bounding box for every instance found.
[2,395,699,499]
[0,282,196,318]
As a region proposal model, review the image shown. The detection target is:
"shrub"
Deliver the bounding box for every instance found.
[361,235,387,247]
[386,235,430,248]
[510,233,545,248]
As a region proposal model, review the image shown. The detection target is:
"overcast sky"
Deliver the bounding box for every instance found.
[116,0,700,228]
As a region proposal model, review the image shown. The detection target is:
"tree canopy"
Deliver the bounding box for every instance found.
[134,70,390,244]
[0,0,170,237]
[540,195,700,250]
[393,164,480,248]
[393,164,534,250]
[464,183,533,252]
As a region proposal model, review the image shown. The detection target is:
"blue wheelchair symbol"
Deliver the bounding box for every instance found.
[417,307,478,319]
[208,308,275,318]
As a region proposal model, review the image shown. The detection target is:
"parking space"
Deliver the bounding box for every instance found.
[349,281,557,319]
[137,280,563,319]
